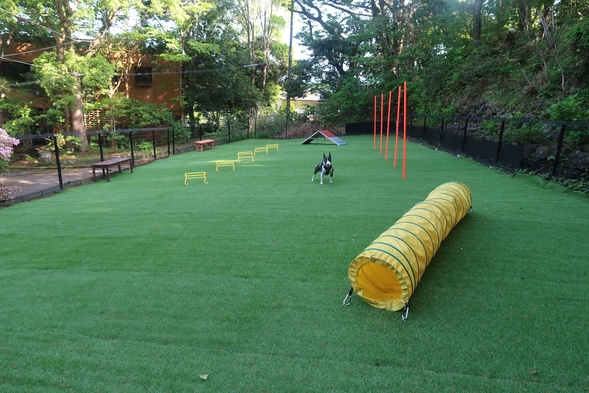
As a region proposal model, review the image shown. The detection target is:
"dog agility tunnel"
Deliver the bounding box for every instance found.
[347,181,472,312]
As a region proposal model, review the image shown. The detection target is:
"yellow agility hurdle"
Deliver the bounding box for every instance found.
[215,160,236,171]
[184,172,207,185]
[344,182,472,319]
[237,151,255,162]
[266,143,279,151]
[254,146,268,156]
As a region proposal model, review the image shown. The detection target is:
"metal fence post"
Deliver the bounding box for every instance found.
[495,120,506,164]
[152,130,157,161]
[551,124,566,178]
[167,128,171,157]
[439,116,445,146]
[98,133,104,162]
[461,118,469,152]
[53,135,64,190]
[172,127,176,155]
[227,114,231,143]
[422,115,426,139]
[130,131,135,166]
[410,116,414,137]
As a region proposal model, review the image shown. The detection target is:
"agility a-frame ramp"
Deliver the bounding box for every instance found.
[301,130,347,146]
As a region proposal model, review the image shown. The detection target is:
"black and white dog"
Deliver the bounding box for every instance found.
[312,153,334,184]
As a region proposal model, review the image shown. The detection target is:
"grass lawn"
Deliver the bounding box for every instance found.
[1,136,588,392]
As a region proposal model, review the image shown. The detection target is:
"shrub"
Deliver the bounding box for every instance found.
[565,128,589,150]
[504,122,545,145]
[547,94,588,122]
[0,128,20,172]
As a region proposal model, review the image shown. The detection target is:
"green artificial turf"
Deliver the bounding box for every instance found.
[1,136,588,392]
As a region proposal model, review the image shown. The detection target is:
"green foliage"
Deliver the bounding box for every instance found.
[547,94,588,121]
[3,0,588,148]
[0,103,36,135]
[79,55,116,98]
[36,108,67,133]
[321,77,373,125]
[136,141,154,152]
[254,111,288,138]
[171,125,192,144]
[45,135,83,155]
[566,18,589,53]
[119,99,177,128]
[441,103,458,117]
[564,128,589,149]
[35,51,114,102]
[287,0,589,130]
[503,121,545,145]
[33,52,77,111]
[107,132,131,150]
[545,93,589,149]
[30,51,116,136]
[481,120,500,137]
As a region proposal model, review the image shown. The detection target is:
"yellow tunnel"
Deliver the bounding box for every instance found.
[348,181,472,311]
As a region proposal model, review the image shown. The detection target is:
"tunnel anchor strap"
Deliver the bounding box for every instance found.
[401,304,410,322]
[343,287,354,306]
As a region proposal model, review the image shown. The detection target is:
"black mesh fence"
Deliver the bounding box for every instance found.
[3,114,588,206]
[0,127,201,206]
[347,114,589,182]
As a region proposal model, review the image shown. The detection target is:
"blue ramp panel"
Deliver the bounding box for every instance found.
[301,130,347,146]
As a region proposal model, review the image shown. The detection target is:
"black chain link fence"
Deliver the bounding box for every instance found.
[346,113,589,190]
[0,127,199,206]
[3,113,588,206]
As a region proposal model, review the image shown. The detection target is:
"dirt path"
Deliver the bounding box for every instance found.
[1,167,103,205]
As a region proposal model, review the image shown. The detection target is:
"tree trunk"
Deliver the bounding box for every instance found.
[73,78,89,151]
[474,0,484,41]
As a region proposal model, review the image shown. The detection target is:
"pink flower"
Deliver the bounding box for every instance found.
[0,128,20,162]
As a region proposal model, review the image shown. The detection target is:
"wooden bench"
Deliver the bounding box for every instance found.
[184,172,208,185]
[215,160,236,171]
[195,139,215,152]
[254,146,268,156]
[266,143,279,151]
[92,157,133,182]
[237,151,255,162]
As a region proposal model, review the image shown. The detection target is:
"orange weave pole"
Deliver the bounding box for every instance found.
[385,91,392,160]
[380,93,384,154]
[402,81,407,179]
[373,95,377,150]
[394,86,401,167]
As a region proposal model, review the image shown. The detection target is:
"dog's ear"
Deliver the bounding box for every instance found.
[328,153,332,160]
[323,153,327,160]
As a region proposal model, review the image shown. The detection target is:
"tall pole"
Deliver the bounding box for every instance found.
[403,81,407,179]
[385,91,392,161]
[380,93,384,154]
[374,96,377,150]
[394,86,401,167]
[285,0,294,138]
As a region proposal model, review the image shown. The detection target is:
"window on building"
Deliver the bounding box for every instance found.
[134,66,153,85]
[0,61,31,83]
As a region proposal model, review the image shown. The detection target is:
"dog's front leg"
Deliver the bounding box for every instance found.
[330,169,333,183]
[320,171,324,185]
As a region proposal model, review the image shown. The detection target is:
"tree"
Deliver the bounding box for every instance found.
[230,0,289,132]
[33,51,115,132]
[2,0,132,150]
[474,0,484,41]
